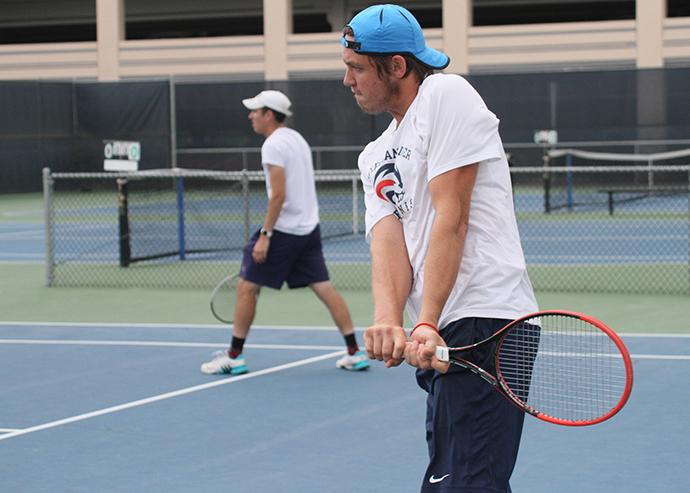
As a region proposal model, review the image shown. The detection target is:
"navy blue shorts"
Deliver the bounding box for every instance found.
[239,225,330,290]
[416,318,526,493]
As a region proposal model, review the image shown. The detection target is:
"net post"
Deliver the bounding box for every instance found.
[42,167,55,286]
[175,175,186,260]
[566,153,573,211]
[242,170,250,242]
[117,177,131,267]
[169,77,178,168]
[542,150,551,214]
[352,175,358,235]
[648,158,654,190]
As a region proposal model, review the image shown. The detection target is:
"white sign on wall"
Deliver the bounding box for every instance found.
[533,130,558,145]
[104,140,141,171]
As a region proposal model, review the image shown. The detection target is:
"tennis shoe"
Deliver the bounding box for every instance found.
[336,350,370,371]
[200,351,248,375]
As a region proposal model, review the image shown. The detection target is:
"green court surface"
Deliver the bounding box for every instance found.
[1,263,688,333]
[0,193,43,222]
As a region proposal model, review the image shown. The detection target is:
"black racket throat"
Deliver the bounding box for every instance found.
[447,358,499,386]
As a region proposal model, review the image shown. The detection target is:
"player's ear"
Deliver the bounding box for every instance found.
[390,55,407,79]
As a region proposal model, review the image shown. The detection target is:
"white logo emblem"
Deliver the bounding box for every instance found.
[428,474,450,484]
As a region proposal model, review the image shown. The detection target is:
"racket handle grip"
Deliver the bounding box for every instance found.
[435,346,449,362]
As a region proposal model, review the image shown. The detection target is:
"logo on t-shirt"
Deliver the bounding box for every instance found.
[372,155,413,219]
[374,162,404,205]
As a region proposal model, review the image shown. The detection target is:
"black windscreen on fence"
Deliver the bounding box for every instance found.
[0,80,171,192]
[2,67,690,192]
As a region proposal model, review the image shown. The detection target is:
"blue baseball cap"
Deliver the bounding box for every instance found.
[342,4,450,70]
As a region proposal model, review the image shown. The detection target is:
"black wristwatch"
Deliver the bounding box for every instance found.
[260,228,273,238]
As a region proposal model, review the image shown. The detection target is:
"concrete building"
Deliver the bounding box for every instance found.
[0,0,688,81]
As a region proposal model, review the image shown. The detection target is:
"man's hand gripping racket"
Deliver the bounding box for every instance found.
[388,310,633,426]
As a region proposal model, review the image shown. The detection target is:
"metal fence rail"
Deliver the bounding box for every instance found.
[43,166,690,294]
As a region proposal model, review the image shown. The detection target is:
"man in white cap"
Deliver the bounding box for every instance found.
[200,90,369,375]
[341,4,537,492]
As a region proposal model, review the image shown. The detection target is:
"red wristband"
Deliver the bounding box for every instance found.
[410,322,439,337]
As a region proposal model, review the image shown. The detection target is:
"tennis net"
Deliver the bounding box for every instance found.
[544,148,690,213]
[112,169,360,266]
[44,167,366,289]
[44,165,690,294]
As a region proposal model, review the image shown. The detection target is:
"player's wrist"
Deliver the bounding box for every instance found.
[372,314,404,328]
[260,227,273,238]
[410,322,439,338]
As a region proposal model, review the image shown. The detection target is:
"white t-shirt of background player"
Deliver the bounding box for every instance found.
[261,126,319,235]
[358,73,538,328]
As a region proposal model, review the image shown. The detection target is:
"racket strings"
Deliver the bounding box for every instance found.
[210,274,238,324]
[497,315,629,424]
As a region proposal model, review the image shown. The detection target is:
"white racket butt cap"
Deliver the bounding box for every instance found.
[435,346,449,362]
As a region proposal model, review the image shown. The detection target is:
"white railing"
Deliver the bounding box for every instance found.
[286,28,444,76]
[0,42,97,80]
[468,20,637,72]
[1,18,689,80]
[664,17,690,64]
[119,35,264,79]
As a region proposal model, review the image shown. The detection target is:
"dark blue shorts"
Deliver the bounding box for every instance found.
[240,225,329,289]
[416,318,526,493]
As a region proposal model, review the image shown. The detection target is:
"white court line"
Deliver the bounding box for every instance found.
[0,349,345,443]
[0,339,342,351]
[0,321,688,336]
[0,253,43,259]
[0,229,42,239]
[0,210,42,218]
[1,339,688,361]
[620,333,690,338]
[0,428,21,433]
[632,354,690,361]
[0,321,363,332]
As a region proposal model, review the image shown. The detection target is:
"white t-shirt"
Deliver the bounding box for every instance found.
[358,73,537,328]
[261,126,319,235]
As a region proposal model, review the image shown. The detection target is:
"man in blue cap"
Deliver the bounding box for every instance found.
[341,4,538,492]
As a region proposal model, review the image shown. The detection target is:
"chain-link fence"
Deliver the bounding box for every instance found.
[44,165,690,294]
[512,164,689,294]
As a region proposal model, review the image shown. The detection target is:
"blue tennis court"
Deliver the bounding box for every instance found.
[1,322,688,492]
[3,214,688,267]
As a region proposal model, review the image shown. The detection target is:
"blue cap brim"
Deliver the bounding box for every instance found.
[414,47,450,70]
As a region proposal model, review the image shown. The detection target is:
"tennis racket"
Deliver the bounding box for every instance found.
[209,273,239,324]
[431,310,633,426]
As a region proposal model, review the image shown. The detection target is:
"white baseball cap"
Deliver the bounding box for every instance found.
[242,90,293,117]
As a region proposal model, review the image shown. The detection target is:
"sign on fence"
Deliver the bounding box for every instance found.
[104,140,141,171]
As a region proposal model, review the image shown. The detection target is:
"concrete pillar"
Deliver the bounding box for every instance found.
[264,0,292,80]
[636,0,666,69]
[326,0,348,33]
[636,70,667,143]
[96,0,124,81]
[442,0,471,74]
